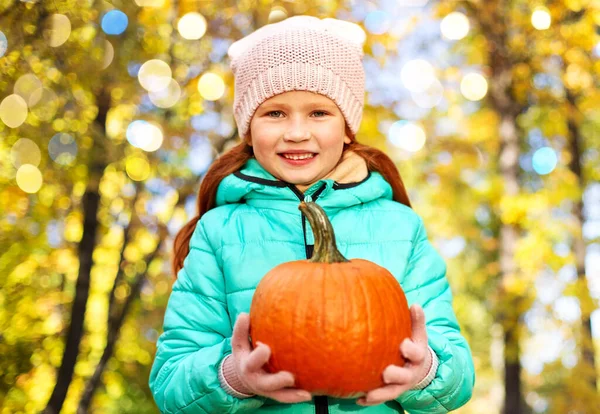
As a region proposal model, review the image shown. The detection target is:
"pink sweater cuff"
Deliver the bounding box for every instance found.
[410,346,439,390]
[218,354,256,399]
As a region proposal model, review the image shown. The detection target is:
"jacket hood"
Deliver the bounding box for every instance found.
[215,152,394,213]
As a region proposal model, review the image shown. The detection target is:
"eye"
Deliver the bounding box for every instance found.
[311,111,329,117]
[266,110,284,118]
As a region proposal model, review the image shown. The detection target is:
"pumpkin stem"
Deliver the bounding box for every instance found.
[298,202,349,263]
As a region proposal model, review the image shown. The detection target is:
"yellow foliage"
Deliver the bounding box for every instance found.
[9,258,38,285]
[565,63,594,90]
[466,109,499,143]
[106,104,138,140]
[63,211,83,242]
[157,188,179,223]
[501,273,530,297]
[73,180,86,196]
[514,232,553,276]
[499,194,530,224]
[41,311,63,335]
[133,228,158,254]
[92,246,121,265]
[115,284,130,301]
[106,376,124,398]
[102,224,124,247]
[86,295,108,332]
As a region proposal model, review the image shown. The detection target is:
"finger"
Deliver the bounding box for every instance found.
[263,389,312,404]
[400,338,426,364]
[410,304,428,345]
[382,364,414,385]
[244,342,271,372]
[356,384,409,406]
[231,313,251,355]
[253,370,296,392]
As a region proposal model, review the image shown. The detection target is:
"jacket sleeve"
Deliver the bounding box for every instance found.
[395,217,475,414]
[149,219,266,413]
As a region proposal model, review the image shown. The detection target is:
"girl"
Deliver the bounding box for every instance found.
[149,15,474,414]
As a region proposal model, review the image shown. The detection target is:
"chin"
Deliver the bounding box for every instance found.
[281,173,317,186]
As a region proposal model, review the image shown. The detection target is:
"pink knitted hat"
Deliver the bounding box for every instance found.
[227,15,367,138]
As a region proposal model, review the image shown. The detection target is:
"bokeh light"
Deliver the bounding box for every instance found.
[187,135,214,175]
[440,12,470,40]
[14,74,43,104]
[126,155,151,181]
[532,7,551,30]
[138,59,172,92]
[460,73,488,101]
[411,78,444,109]
[102,10,129,36]
[11,138,41,168]
[388,120,427,152]
[48,133,78,166]
[0,94,28,128]
[0,31,7,57]
[268,6,288,23]
[401,59,437,93]
[364,11,391,35]
[29,88,59,121]
[149,79,182,108]
[177,12,207,40]
[532,147,558,175]
[177,12,206,40]
[47,14,71,47]
[16,165,43,193]
[103,40,114,69]
[126,120,164,152]
[197,73,225,101]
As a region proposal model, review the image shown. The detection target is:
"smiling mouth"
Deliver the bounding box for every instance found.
[278,153,317,160]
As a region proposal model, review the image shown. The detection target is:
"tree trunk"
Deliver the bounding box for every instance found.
[485,2,525,410]
[43,169,102,414]
[566,90,597,391]
[43,89,110,414]
[496,111,523,414]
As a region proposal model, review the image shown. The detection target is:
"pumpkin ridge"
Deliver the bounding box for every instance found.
[379,271,396,367]
[290,270,300,378]
[383,270,411,364]
[355,269,373,385]
[369,268,390,377]
[340,259,355,385]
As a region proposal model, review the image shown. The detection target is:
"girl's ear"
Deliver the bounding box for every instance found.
[344,125,354,144]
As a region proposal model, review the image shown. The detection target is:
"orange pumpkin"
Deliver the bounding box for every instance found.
[249,201,412,398]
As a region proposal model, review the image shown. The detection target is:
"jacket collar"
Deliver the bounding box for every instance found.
[215,151,393,213]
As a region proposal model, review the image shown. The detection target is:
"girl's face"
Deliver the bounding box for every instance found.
[248,91,352,187]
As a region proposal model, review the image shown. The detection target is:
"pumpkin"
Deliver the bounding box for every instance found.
[249,201,412,398]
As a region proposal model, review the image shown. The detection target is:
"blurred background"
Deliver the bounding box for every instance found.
[1,0,599,413]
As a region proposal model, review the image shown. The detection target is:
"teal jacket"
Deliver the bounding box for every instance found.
[149,158,475,413]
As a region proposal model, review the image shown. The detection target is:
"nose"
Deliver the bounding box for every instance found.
[283,121,311,142]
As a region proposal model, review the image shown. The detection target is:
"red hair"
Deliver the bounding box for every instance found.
[171,133,411,278]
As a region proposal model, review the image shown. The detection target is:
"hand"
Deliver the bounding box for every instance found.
[357,304,431,406]
[228,313,312,403]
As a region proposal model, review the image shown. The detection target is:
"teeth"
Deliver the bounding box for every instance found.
[282,153,314,160]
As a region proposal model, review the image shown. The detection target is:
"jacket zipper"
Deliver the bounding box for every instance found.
[287,183,330,414]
